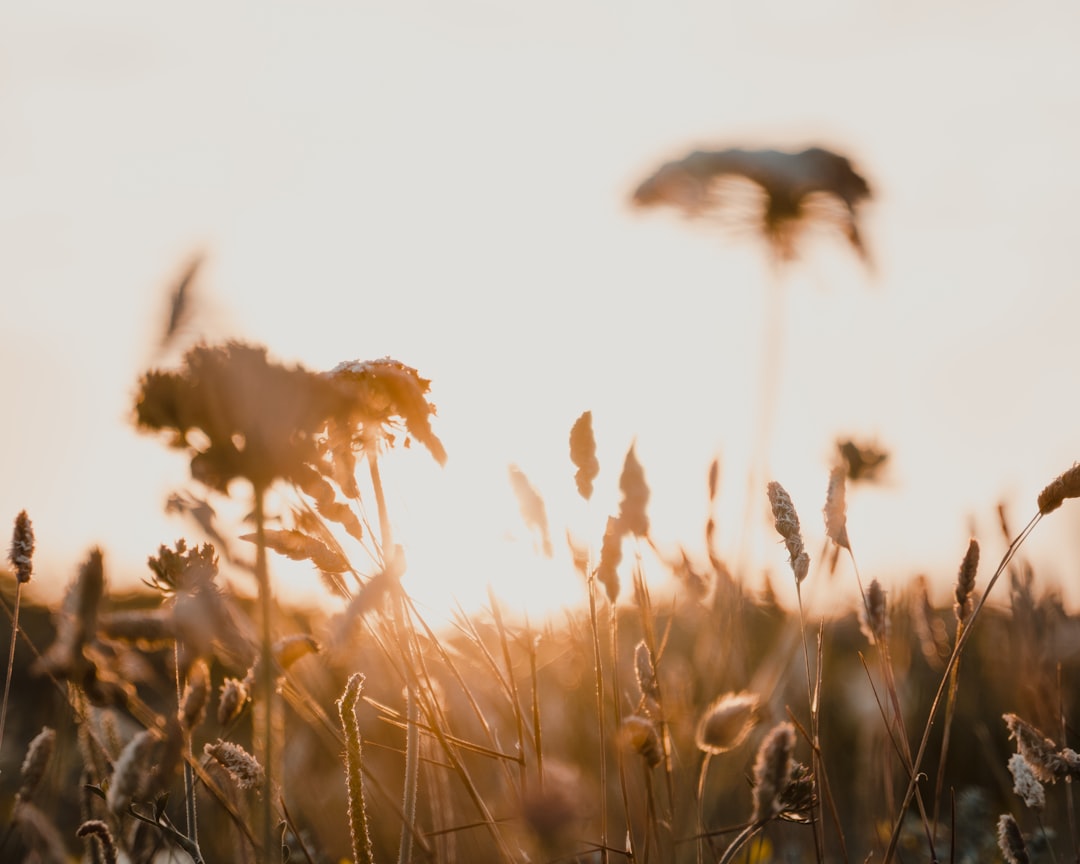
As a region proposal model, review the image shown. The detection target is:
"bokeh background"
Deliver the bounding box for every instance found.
[3,1,1080,620]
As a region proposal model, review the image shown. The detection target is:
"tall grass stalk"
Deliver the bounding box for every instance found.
[883,511,1042,864]
[252,484,276,860]
[587,572,610,864]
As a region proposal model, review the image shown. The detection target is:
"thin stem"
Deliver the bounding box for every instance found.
[0,582,22,755]
[587,576,610,864]
[697,752,713,864]
[794,585,825,864]
[175,641,198,846]
[253,484,275,861]
[883,512,1041,864]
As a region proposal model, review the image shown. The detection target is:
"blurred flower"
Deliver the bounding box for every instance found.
[632,146,872,261]
[836,438,889,484]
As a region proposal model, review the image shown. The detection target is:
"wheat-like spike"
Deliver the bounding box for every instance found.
[767,482,809,583]
[1037,462,1080,515]
[77,819,119,864]
[337,673,376,864]
[750,722,796,821]
[859,579,888,645]
[822,466,850,550]
[17,726,55,804]
[954,539,979,624]
[618,444,650,538]
[8,510,34,583]
[569,410,600,500]
[178,659,210,734]
[204,739,265,790]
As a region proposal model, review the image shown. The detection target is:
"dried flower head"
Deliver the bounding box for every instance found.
[618,444,650,538]
[751,722,796,821]
[859,579,888,645]
[17,726,55,804]
[1038,463,1080,515]
[695,691,760,754]
[1008,753,1046,810]
[326,357,446,465]
[569,411,599,500]
[823,466,849,550]
[204,739,265,790]
[767,481,809,584]
[776,761,816,823]
[508,465,553,557]
[107,729,159,815]
[1003,713,1076,783]
[632,146,872,261]
[954,538,979,624]
[620,715,662,768]
[136,341,354,492]
[997,813,1030,864]
[8,510,34,583]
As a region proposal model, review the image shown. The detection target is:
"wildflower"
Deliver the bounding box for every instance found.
[632,146,872,261]
[695,691,759,755]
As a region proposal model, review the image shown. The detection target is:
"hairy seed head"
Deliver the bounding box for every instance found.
[859,579,889,645]
[822,466,849,550]
[751,722,796,821]
[569,411,599,501]
[178,659,210,734]
[8,510,34,583]
[204,739,265,790]
[1008,753,1046,810]
[954,539,979,624]
[767,482,809,583]
[634,640,659,702]
[997,813,1029,864]
[696,691,760,755]
[620,715,662,768]
[218,677,249,726]
[1004,713,1071,783]
[17,726,55,804]
[107,730,159,815]
[1038,463,1080,515]
[77,819,119,864]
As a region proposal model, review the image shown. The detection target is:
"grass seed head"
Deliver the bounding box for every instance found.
[634,640,659,702]
[768,482,809,584]
[751,721,796,821]
[596,515,623,603]
[569,411,599,500]
[954,538,979,624]
[107,729,159,815]
[823,466,850,550]
[859,579,888,645]
[76,819,118,864]
[1038,462,1080,515]
[178,659,210,734]
[217,677,249,726]
[1004,713,1073,783]
[17,726,55,804]
[618,444,650,538]
[620,715,662,768]
[204,739,265,790]
[8,510,34,583]
[1008,753,1046,810]
[997,813,1030,864]
[696,691,760,755]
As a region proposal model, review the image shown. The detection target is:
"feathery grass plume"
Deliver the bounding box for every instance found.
[997,813,1030,864]
[107,729,159,815]
[708,457,720,502]
[217,676,249,726]
[634,640,659,703]
[1003,713,1080,783]
[696,691,760,755]
[9,509,34,583]
[823,465,849,550]
[1008,753,1046,810]
[596,515,623,603]
[17,726,55,804]
[77,819,119,864]
[508,465,553,557]
[859,579,888,645]
[954,538,979,624]
[750,722,797,821]
[631,146,872,261]
[620,715,662,768]
[766,481,809,583]
[326,356,447,465]
[618,444,650,538]
[569,410,599,500]
[178,659,210,734]
[336,673,375,864]
[1037,462,1080,515]
[240,528,349,573]
[204,739,265,790]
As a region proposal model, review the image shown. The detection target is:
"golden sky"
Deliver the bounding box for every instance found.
[3,1,1080,621]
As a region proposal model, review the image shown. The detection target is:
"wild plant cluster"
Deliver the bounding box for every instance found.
[3,145,1080,864]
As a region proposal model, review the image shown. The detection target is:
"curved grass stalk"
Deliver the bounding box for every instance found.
[882,512,1041,864]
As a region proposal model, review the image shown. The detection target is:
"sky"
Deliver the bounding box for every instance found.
[2,1,1080,624]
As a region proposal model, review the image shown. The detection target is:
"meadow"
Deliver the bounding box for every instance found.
[3,146,1079,864]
